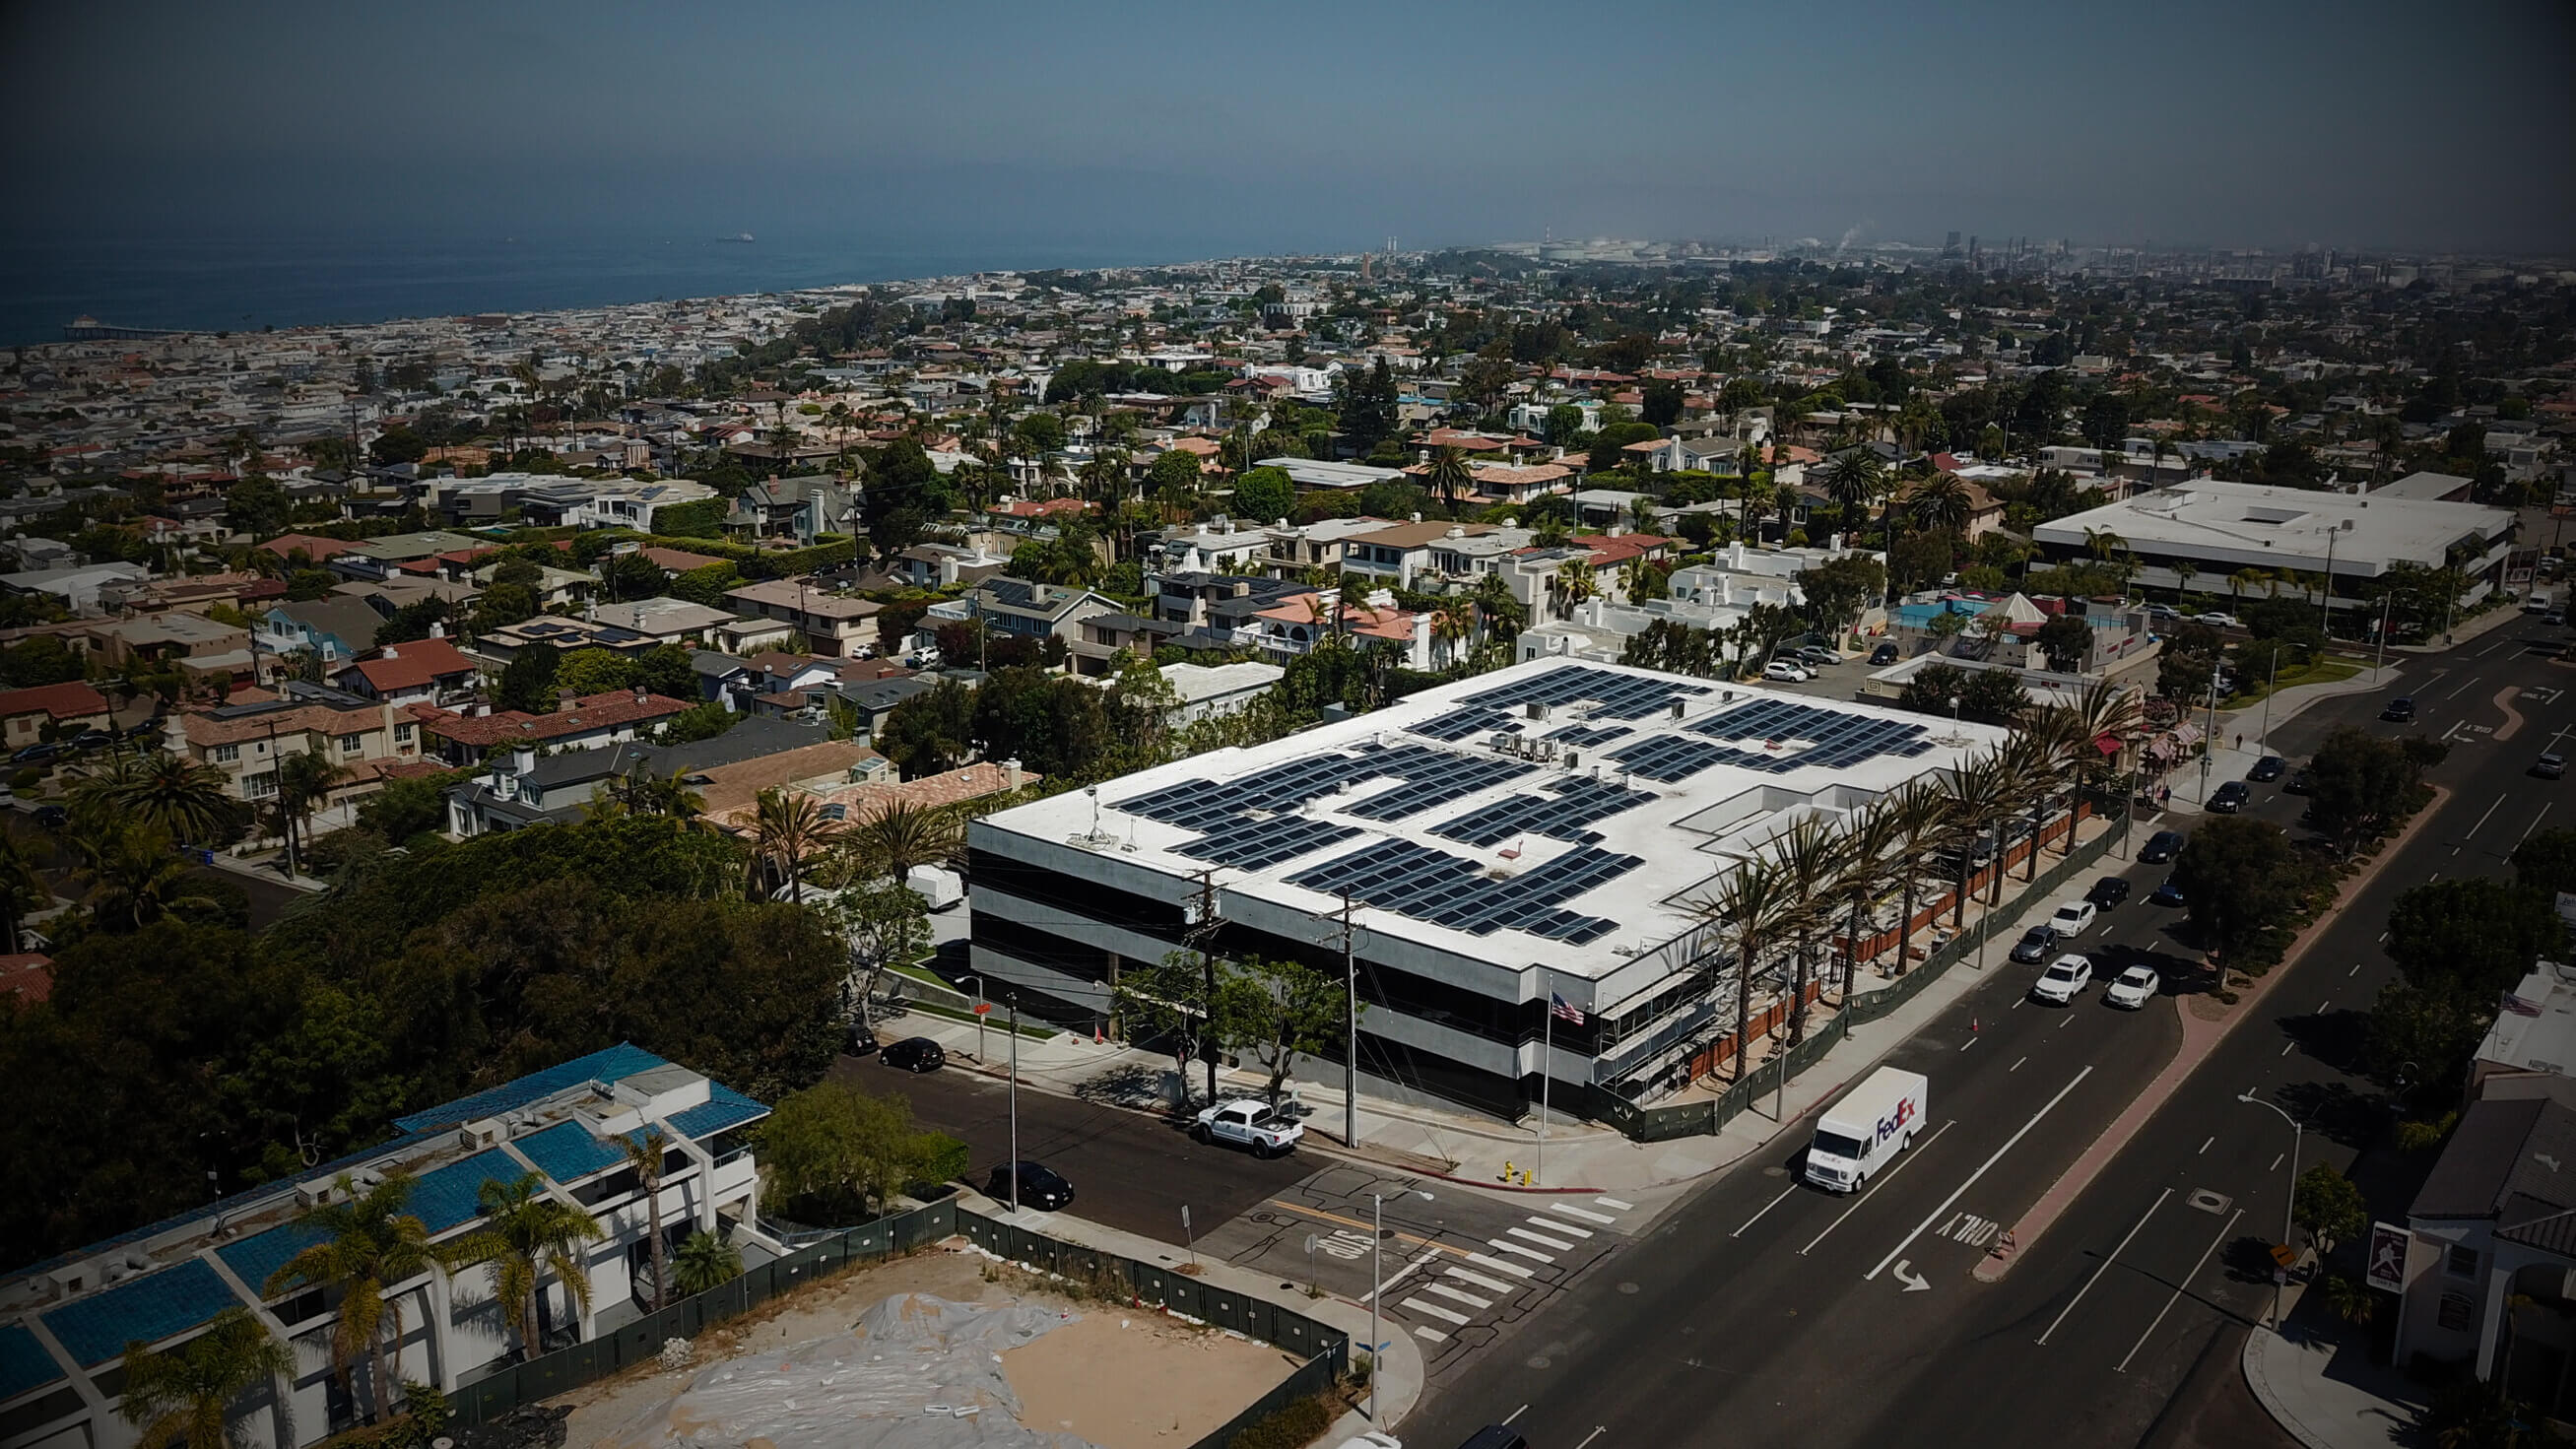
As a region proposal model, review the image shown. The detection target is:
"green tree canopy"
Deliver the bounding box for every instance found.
[1231,466,1295,525]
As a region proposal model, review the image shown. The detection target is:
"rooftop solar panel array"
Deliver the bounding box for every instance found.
[1288,838,1638,944]
[1176,815,1363,871]
[1344,753,1535,822]
[1459,663,1711,720]
[1431,776,1655,848]
[1603,734,1738,782]
[1689,697,1936,772]
[1410,707,1519,743]
[1546,722,1633,748]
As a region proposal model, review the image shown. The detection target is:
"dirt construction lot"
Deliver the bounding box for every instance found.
[561,1239,1302,1449]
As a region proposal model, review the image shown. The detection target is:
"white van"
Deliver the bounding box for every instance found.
[1802,1067,1928,1193]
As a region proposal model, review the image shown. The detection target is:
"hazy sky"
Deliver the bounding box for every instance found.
[5,0,2570,255]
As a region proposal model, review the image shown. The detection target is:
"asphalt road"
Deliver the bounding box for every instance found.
[831,1051,1312,1240]
[1405,621,2576,1449]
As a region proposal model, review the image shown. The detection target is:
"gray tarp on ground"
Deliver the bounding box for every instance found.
[603,1293,1093,1449]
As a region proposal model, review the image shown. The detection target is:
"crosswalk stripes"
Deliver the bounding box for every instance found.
[1389,1197,1639,1348]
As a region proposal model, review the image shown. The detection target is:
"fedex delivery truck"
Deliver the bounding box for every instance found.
[1802,1066,1928,1193]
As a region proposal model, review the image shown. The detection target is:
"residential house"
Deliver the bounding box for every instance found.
[1155,517,1277,573]
[705,757,1029,835]
[728,475,855,543]
[330,637,481,707]
[929,578,1122,674]
[0,682,111,752]
[890,542,1010,590]
[259,598,390,670]
[1256,515,1388,578]
[407,689,694,766]
[0,562,153,616]
[1159,661,1284,723]
[444,715,877,835]
[166,683,422,809]
[722,577,881,658]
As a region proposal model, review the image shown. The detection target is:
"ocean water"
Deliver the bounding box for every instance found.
[0,228,1217,348]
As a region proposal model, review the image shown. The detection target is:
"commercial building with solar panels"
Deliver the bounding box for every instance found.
[965,658,2011,1122]
[0,1048,768,1449]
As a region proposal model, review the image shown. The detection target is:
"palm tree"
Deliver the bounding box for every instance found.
[1423,446,1474,515]
[672,1229,741,1296]
[611,1129,675,1312]
[66,816,213,932]
[606,763,705,822]
[118,1306,295,1449]
[1694,854,1798,1082]
[2081,526,2128,567]
[1554,561,1599,620]
[1820,450,1884,536]
[848,798,961,882]
[275,746,346,878]
[2171,558,2199,608]
[1940,755,2013,929]
[1772,818,1848,1045]
[1831,804,1902,998]
[1429,607,1471,669]
[264,1171,436,1424]
[0,827,48,952]
[1908,473,1971,535]
[1881,779,1950,974]
[750,786,846,903]
[444,1172,605,1358]
[1999,726,2068,886]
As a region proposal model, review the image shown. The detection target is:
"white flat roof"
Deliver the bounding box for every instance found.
[2032,479,2512,578]
[978,658,2006,981]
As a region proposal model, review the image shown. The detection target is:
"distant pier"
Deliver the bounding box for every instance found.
[62,315,189,341]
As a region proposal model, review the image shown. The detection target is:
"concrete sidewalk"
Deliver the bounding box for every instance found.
[882,821,2122,1196]
[961,1186,1423,1444]
[2242,1279,2426,1449]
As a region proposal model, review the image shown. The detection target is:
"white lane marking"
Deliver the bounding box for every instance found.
[1547,1204,1618,1224]
[1528,1217,1595,1239]
[1734,1185,1798,1238]
[2463,793,2509,840]
[1467,1250,1536,1278]
[1401,1295,1472,1326]
[1361,1246,1441,1303]
[2316,1000,2330,1015]
[2524,803,2556,846]
[1575,1429,1608,1449]
[1868,1068,2096,1282]
[2270,1153,2284,1172]
[2445,674,2482,699]
[1506,1226,1577,1252]
[2012,1056,2027,1073]
[2348,963,2362,977]
[2038,1187,2174,1346]
[1503,1405,1529,1425]
[2116,1210,2246,1373]
[1485,1239,1552,1264]
[1594,1197,1633,1211]
[2280,1042,2296,1057]
[2012,997,2025,1010]
[1802,1120,1957,1256]
[1960,1036,1979,1051]
[1422,1282,1492,1310]
[2199,1136,2214,1155]
[1446,1266,1515,1294]
[1415,1325,1448,1343]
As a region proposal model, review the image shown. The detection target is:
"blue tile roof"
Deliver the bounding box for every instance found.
[409,1150,525,1235]
[214,1221,330,1301]
[665,1084,768,1141]
[393,1044,669,1133]
[0,1322,63,1402]
[40,1259,237,1367]
[508,1122,627,1185]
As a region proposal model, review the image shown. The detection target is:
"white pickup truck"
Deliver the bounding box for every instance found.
[1192,1098,1305,1157]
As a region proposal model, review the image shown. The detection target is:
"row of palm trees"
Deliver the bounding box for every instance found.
[119,1135,748,1449]
[1688,681,2147,1080]
[745,791,967,905]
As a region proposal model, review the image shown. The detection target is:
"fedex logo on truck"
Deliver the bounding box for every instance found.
[1875,1095,1917,1145]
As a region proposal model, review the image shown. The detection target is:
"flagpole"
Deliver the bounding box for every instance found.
[1538,993,1552,1188]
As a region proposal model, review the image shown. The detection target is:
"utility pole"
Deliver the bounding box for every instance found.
[2199,662,2220,804]
[1007,994,1022,1214]
[1186,870,1222,1106]
[1336,890,1359,1149]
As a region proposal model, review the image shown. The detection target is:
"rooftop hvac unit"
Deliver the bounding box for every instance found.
[1566,750,1582,768]
[1526,701,1551,722]
[1670,699,1685,720]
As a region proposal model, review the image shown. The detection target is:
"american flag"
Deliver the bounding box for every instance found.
[2505,992,2545,1019]
[1551,993,1587,1025]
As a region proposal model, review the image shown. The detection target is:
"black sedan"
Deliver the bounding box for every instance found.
[2140,829,2187,863]
[2381,695,2416,723]
[2247,756,2286,782]
[985,1160,1074,1211]
[2283,767,2313,795]
[2150,877,2186,906]
[2009,926,2055,964]
[2209,780,2251,813]
[2085,875,2132,909]
[881,1036,947,1073]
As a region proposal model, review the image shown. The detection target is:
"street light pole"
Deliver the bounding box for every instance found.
[960,974,985,1063]
[1008,995,1022,1214]
[2239,1092,2302,1329]
[1368,1189,1432,1424]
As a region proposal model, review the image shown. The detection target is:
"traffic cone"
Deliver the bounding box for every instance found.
[1093,1024,1103,1045]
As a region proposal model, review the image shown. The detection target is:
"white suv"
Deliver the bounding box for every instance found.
[2047,900,2097,938]
[2030,954,2093,1006]
[1763,660,1813,682]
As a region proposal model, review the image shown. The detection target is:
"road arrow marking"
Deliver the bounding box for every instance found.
[1892,1259,1931,1292]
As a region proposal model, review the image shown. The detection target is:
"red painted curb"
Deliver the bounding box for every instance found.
[1972,784,2453,1283]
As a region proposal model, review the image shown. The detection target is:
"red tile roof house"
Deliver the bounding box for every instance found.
[0,953,51,1003]
[329,637,482,707]
[407,690,694,766]
[0,682,111,752]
